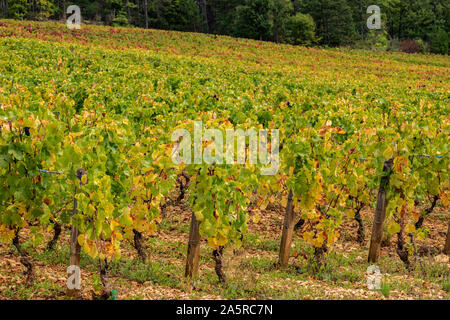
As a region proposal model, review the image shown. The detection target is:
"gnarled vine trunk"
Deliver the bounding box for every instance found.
[396,214,410,268]
[354,207,365,244]
[47,221,62,250]
[212,246,226,284]
[415,195,439,230]
[177,171,190,202]
[92,259,111,300]
[313,242,328,272]
[12,230,34,286]
[133,229,147,263]
[294,218,305,231]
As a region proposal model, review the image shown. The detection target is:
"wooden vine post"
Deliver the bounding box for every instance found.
[279,189,295,268]
[368,159,394,263]
[185,211,201,278]
[67,169,86,297]
[444,221,450,255]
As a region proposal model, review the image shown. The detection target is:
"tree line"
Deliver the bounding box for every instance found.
[0,0,448,53]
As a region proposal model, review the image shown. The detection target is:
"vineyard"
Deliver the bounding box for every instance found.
[0,20,449,300]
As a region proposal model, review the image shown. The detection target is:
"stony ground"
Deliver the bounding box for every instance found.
[0,197,449,300]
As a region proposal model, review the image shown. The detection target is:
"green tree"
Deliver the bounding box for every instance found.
[232,0,274,41]
[285,12,317,46]
[146,0,201,32]
[7,0,28,19]
[207,0,241,35]
[271,0,293,43]
[429,26,449,54]
[298,0,357,46]
[112,9,130,26]
[35,0,55,20]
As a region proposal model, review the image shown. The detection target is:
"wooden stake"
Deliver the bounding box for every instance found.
[368,159,393,263]
[444,221,450,255]
[279,189,295,268]
[185,211,201,278]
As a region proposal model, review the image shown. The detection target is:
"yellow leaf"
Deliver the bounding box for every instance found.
[314,232,325,248]
[289,166,294,176]
[89,244,98,259]
[404,224,415,234]
[387,221,401,235]
[383,146,394,160]
[207,237,218,249]
[110,220,120,231]
[217,234,228,246]
[194,211,204,222]
[440,190,449,207]
[344,209,355,218]
[0,226,15,243]
[113,230,123,241]
[303,231,315,244]
[77,234,85,246]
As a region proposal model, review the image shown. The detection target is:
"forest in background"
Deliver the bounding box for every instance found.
[0,1,448,54]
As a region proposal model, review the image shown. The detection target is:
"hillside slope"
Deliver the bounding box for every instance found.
[0,20,448,300]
